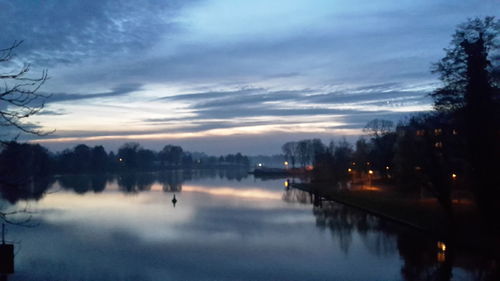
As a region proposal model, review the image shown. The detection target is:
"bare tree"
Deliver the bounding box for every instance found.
[1,40,50,138]
[363,119,394,138]
[1,41,50,225]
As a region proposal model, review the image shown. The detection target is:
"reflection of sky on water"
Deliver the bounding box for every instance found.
[8,176,403,280]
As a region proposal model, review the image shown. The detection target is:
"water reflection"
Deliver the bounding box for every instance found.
[0,172,498,280]
[0,169,250,203]
[0,177,54,204]
[285,188,499,281]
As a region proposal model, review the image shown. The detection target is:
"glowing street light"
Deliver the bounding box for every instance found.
[437,241,447,263]
[257,163,263,167]
[451,173,457,180]
[437,241,446,252]
[284,161,289,168]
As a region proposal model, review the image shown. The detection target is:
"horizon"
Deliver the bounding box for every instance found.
[1,0,498,154]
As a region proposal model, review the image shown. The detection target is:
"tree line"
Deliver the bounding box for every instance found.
[0,141,251,180]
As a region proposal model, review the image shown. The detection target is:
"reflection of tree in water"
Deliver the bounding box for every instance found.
[58,174,110,194]
[398,235,499,281]
[0,177,54,203]
[219,169,247,181]
[158,170,183,192]
[282,188,314,205]
[313,200,394,255]
[285,188,499,281]
[117,173,154,193]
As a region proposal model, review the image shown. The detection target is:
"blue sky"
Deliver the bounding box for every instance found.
[1,0,498,154]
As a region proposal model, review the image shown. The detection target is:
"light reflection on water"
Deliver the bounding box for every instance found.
[1,171,497,281]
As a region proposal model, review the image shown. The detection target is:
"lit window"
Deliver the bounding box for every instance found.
[434,142,443,148]
[434,128,442,136]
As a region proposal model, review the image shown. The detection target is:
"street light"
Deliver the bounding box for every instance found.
[368,170,373,187]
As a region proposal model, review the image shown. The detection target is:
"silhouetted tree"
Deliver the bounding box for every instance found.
[363,118,394,138]
[90,145,109,172]
[282,141,298,168]
[431,17,500,227]
[159,145,183,167]
[137,148,156,170]
[118,142,140,169]
[0,142,52,183]
[0,41,50,138]
[297,140,311,167]
[431,17,499,112]
[73,144,91,172]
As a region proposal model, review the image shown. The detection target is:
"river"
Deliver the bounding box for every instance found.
[0,170,497,280]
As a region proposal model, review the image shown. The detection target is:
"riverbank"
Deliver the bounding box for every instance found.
[294,180,500,258]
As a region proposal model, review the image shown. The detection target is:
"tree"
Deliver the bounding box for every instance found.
[90,145,109,172]
[1,41,49,138]
[159,145,183,167]
[431,17,500,228]
[297,140,311,168]
[431,17,499,112]
[118,142,141,169]
[282,141,298,168]
[363,119,394,138]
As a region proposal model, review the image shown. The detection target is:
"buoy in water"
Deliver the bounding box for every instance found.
[172,194,178,207]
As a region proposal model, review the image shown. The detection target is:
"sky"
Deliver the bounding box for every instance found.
[1,0,498,155]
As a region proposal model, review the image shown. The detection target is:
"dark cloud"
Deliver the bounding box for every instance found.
[161,88,309,109]
[0,0,200,65]
[47,83,142,103]
[37,110,67,116]
[152,85,430,122]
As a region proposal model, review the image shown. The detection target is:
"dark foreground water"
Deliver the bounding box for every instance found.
[0,171,497,281]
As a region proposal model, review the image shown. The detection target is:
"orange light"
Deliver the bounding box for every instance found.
[284,181,289,188]
[437,241,446,252]
[437,252,446,263]
[347,168,352,173]
[368,170,374,175]
[451,173,457,180]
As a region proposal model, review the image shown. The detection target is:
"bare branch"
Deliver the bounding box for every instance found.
[1,41,52,137]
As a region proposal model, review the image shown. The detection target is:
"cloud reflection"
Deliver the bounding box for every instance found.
[183,185,282,200]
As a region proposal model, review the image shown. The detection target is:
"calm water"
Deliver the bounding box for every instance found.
[0,171,497,281]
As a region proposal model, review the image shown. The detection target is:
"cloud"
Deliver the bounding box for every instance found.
[153,85,430,121]
[37,110,67,116]
[0,0,201,65]
[46,83,142,103]
[5,0,496,154]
